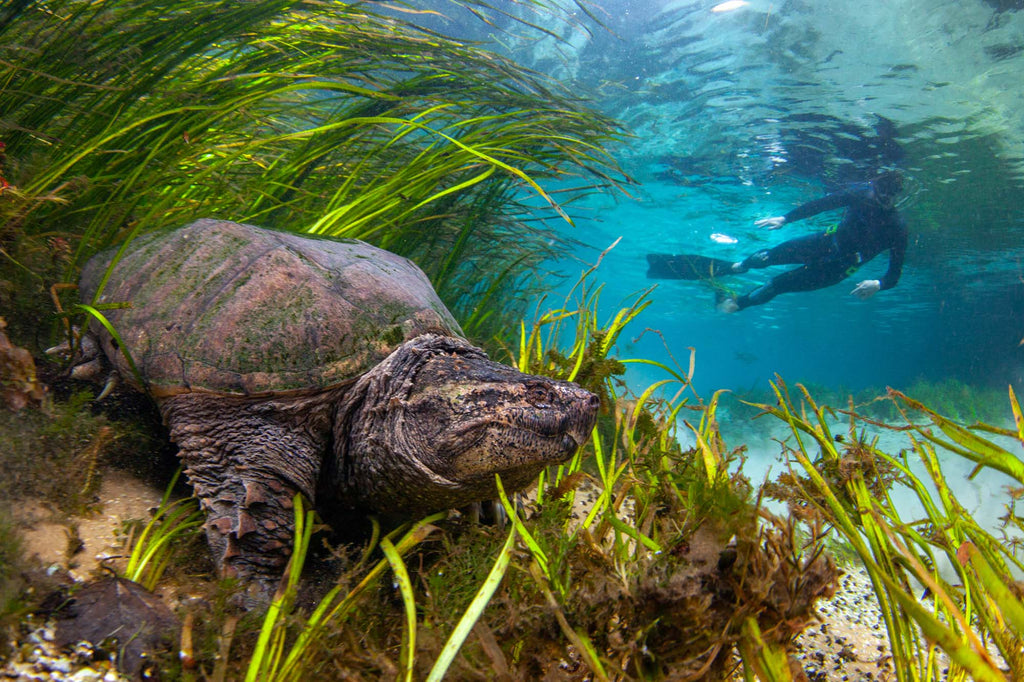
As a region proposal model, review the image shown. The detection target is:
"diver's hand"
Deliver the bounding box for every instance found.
[851,279,881,299]
[755,216,786,230]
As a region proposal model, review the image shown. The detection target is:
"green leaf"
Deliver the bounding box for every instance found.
[960,542,1024,638]
[894,390,1024,483]
[381,537,417,682]
[73,303,145,388]
[427,525,517,682]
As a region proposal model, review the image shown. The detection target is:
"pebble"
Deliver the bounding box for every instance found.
[1,620,130,682]
[784,566,1012,681]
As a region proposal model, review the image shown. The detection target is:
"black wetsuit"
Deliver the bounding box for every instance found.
[735,182,907,310]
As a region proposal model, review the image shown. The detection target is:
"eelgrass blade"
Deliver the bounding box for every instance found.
[426,524,518,682]
[381,537,417,682]
[688,389,730,483]
[1009,384,1024,448]
[123,469,203,590]
[274,513,446,681]
[959,541,1024,638]
[125,500,203,590]
[73,304,144,388]
[581,425,623,531]
[246,495,314,682]
[891,389,1024,482]
[621,357,692,387]
[3,0,628,350]
[739,618,793,681]
[496,475,549,578]
[598,293,653,358]
[604,513,661,553]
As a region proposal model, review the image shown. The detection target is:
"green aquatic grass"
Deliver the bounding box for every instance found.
[480,266,835,678]
[0,0,628,350]
[244,495,315,682]
[739,618,793,682]
[424,520,517,682]
[240,508,450,681]
[122,469,203,591]
[754,380,1024,681]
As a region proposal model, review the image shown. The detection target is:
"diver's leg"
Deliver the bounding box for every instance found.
[734,280,779,310]
[718,277,779,312]
[732,233,835,273]
[734,261,850,310]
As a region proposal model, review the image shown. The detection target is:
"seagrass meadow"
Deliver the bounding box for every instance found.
[1,0,1024,680]
[0,0,628,344]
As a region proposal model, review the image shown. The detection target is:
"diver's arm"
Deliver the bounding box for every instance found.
[757,188,858,229]
[852,220,907,299]
[782,189,857,223]
[878,218,908,290]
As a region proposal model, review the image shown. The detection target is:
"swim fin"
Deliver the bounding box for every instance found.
[646,253,736,280]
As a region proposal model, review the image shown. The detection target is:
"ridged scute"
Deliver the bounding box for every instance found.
[80,219,463,396]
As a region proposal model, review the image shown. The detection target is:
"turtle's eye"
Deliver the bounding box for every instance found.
[525,382,556,408]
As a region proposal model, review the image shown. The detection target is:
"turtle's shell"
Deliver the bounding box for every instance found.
[80,219,463,396]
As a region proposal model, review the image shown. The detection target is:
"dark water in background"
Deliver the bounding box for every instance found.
[426,0,1024,400]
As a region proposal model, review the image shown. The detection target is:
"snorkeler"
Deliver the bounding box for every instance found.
[646,170,908,312]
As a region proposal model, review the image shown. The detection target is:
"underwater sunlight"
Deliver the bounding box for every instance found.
[471,0,1024,402]
[3,1,1024,679]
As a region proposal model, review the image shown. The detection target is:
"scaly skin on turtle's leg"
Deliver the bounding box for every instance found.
[159,390,338,594]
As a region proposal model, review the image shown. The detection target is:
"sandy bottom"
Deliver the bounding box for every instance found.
[13,470,166,580]
[3,471,166,682]
[7,468,1009,681]
[791,569,895,681]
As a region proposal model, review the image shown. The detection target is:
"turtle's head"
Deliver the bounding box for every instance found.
[331,334,599,515]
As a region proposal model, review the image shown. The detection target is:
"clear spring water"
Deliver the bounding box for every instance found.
[421,0,1024,528]
[434,0,1024,401]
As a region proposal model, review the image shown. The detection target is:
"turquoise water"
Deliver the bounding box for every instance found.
[450,0,1024,400]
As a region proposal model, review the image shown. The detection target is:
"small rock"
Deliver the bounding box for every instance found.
[68,668,104,682]
[50,655,74,673]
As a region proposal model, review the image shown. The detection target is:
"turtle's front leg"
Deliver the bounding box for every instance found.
[160,392,334,596]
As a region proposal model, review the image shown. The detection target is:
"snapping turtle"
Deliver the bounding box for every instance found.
[79,219,598,588]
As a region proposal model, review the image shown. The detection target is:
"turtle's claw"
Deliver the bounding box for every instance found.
[47,328,116,398]
[45,325,97,359]
[95,372,119,401]
[69,356,103,381]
